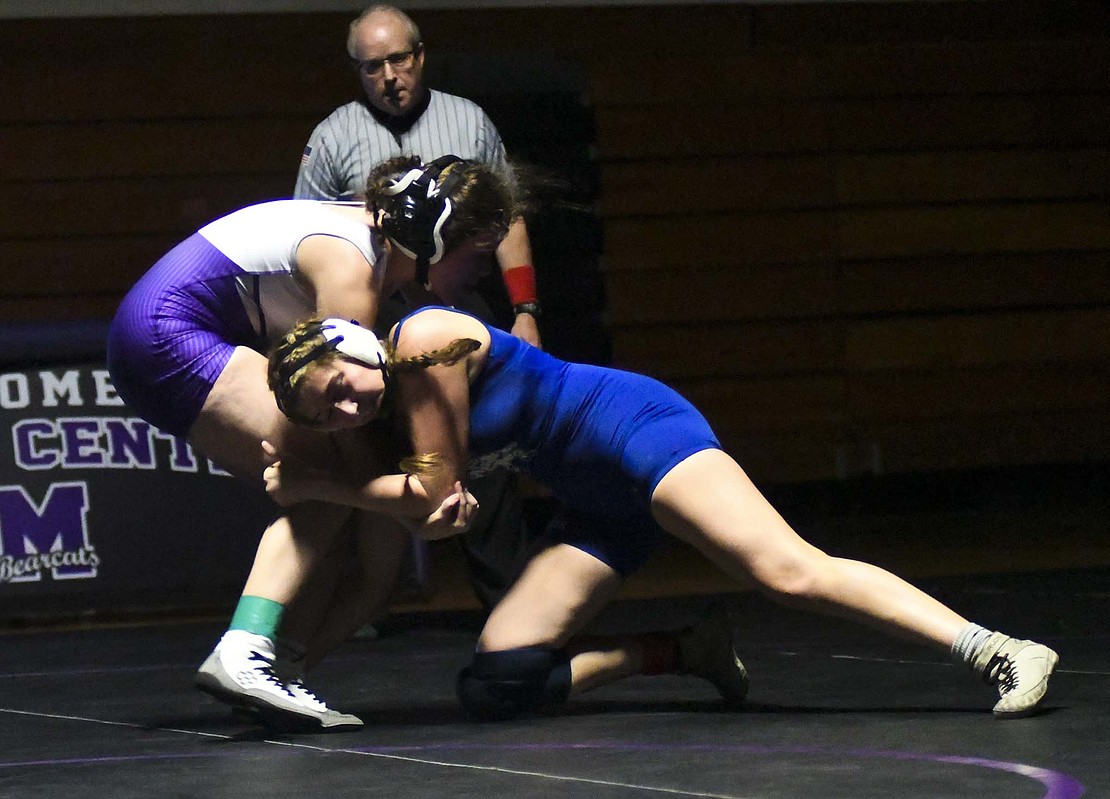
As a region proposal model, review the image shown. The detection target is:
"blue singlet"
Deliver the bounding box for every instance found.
[394,308,722,575]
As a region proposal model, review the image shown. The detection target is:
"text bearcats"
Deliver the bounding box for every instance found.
[1,547,100,583]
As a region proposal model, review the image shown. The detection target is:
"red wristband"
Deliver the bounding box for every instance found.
[502,264,537,306]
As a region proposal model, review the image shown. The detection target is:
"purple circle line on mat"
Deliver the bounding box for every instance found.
[356,742,1085,799]
[0,740,1085,798]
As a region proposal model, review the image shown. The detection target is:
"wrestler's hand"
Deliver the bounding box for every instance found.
[261,439,281,464]
[260,440,324,506]
[417,481,478,541]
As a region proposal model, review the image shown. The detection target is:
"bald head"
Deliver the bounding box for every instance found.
[347,5,427,116]
[347,5,421,57]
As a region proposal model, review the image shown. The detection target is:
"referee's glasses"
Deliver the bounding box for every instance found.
[351,48,418,76]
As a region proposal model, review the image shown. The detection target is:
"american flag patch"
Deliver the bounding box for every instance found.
[300,145,312,167]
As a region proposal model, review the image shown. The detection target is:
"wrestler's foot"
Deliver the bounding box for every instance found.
[971,632,1059,718]
[195,631,362,732]
[678,605,749,707]
[284,678,363,730]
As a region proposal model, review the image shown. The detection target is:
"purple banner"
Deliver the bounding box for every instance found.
[0,361,274,620]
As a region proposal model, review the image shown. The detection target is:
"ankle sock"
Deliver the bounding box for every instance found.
[228,595,285,639]
[951,622,997,666]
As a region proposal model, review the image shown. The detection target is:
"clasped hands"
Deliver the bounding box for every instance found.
[260,440,477,539]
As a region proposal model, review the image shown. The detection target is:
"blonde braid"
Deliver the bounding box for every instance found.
[387,338,481,373]
[386,337,481,479]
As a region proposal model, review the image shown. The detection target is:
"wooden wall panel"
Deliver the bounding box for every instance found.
[608,249,1110,324]
[835,149,1110,206]
[5,120,317,181]
[817,41,1110,96]
[679,377,847,481]
[0,16,352,122]
[845,309,1110,372]
[600,156,836,216]
[840,253,1110,316]
[834,202,1110,260]
[750,1,1110,44]
[0,59,343,124]
[589,2,1110,482]
[595,103,829,159]
[613,309,1110,384]
[606,262,843,325]
[588,52,825,105]
[714,427,847,485]
[2,176,292,239]
[414,5,757,58]
[849,365,1110,423]
[855,411,1110,476]
[680,375,847,433]
[829,95,1110,151]
[0,296,123,321]
[601,149,1110,216]
[610,319,845,381]
[585,41,1110,107]
[603,211,835,271]
[1,236,189,296]
[596,94,1110,161]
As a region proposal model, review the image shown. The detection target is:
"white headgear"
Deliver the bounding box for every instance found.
[320,318,386,369]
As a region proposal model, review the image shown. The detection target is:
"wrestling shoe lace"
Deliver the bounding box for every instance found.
[970,632,1059,718]
[243,650,297,698]
[982,652,1018,693]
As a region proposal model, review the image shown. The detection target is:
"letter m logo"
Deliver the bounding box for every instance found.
[0,483,95,582]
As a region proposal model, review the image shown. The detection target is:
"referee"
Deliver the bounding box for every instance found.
[294,4,544,613]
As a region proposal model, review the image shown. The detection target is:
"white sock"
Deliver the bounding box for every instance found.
[951,622,996,666]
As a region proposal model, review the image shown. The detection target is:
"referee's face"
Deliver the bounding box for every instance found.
[350,14,426,116]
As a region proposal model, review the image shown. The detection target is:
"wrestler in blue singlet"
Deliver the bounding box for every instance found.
[394,308,722,575]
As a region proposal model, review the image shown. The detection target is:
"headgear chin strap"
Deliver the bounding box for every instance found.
[381,155,467,288]
[272,319,386,416]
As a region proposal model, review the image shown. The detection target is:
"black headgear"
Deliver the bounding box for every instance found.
[380,155,467,287]
[271,319,387,417]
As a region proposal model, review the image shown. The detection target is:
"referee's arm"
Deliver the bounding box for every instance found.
[477,113,543,348]
[497,218,541,349]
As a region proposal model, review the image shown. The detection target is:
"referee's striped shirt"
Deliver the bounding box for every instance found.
[294,89,507,201]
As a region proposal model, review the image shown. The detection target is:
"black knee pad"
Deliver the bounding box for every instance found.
[456,647,571,720]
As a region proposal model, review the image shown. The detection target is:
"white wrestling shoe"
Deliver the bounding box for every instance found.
[971,632,1059,718]
[678,605,750,707]
[195,631,362,732]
